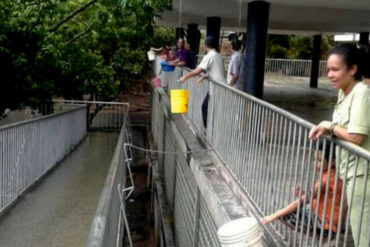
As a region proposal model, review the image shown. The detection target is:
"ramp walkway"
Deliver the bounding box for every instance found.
[0,132,118,247]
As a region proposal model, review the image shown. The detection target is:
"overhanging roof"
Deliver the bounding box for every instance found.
[156,0,370,34]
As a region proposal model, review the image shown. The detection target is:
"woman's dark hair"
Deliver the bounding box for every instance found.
[318,142,336,161]
[328,43,364,80]
[231,39,240,51]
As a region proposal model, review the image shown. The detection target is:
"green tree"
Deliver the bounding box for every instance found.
[0,0,171,116]
[266,34,334,60]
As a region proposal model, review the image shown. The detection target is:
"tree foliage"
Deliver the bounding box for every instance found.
[0,0,172,115]
[266,34,334,60]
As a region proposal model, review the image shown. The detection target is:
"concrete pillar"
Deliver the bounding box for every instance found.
[176,27,185,41]
[243,1,270,98]
[187,23,201,54]
[206,17,222,51]
[359,32,369,46]
[310,35,322,88]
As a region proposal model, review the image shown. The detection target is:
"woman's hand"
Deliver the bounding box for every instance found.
[294,186,305,197]
[309,121,332,140]
[261,215,276,225]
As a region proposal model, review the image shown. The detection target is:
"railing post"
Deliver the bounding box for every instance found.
[192,188,201,247]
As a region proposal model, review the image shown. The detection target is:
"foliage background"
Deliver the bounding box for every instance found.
[0,0,173,115]
[0,0,335,116]
[266,34,334,59]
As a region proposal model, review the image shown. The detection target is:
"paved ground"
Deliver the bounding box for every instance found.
[264,76,337,124]
[0,132,118,247]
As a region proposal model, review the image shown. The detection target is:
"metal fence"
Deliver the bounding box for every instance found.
[85,102,134,247]
[264,58,327,78]
[0,106,86,214]
[155,60,370,246]
[151,88,222,247]
[199,55,328,79]
[53,100,129,131]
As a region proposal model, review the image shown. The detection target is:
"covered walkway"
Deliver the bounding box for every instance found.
[0,132,118,247]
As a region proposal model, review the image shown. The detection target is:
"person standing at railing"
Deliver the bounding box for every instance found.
[227,38,244,90]
[178,36,226,127]
[168,38,188,67]
[262,144,345,239]
[185,44,198,69]
[309,44,370,247]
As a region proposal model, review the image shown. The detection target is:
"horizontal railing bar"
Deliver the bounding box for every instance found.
[85,110,130,247]
[53,99,130,106]
[182,66,370,161]
[0,106,86,131]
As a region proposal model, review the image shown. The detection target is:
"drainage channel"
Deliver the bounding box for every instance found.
[124,125,155,247]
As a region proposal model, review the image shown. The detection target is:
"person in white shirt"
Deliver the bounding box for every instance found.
[227,39,244,90]
[179,36,226,127]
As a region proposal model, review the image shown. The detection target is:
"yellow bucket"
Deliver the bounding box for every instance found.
[170,89,189,114]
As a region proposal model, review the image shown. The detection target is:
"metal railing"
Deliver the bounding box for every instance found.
[0,106,87,214]
[86,111,133,247]
[25,99,133,247]
[151,88,222,247]
[198,55,328,79]
[53,100,129,131]
[155,59,370,246]
[264,58,327,78]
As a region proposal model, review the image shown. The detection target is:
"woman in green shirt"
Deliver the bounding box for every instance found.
[309,44,370,247]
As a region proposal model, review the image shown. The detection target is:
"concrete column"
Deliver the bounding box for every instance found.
[359,32,369,46]
[187,23,201,54]
[176,27,185,41]
[243,1,270,98]
[310,35,322,88]
[206,17,221,51]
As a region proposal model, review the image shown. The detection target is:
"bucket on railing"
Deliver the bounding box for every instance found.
[170,89,188,114]
[152,76,162,88]
[147,51,155,61]
[217,217,263,247]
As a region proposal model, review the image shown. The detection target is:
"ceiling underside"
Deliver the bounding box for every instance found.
[156,0,370,34]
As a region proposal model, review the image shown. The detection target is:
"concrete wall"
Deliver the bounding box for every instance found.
[151,88,284,246]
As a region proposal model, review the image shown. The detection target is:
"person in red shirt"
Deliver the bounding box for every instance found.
[262,143,346,238]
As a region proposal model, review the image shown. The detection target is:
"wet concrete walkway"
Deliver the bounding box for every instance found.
[264,78,337,124]
[0,132,118,247]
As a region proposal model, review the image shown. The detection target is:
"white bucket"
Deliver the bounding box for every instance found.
[217,217,264,247]
[147,51,155,61]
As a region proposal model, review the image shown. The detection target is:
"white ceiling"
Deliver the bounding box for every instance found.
[156,0,370,34]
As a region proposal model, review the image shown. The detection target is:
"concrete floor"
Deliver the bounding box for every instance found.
[264,77,337,125]
[0,132,118,247]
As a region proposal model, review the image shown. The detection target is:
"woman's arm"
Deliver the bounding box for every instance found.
[229,74,237,86]
[332,125,366,145]
[262,176,327,225]
[261,194,308,224]
[309,121,366,145]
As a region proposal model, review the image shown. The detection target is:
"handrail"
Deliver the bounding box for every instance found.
[181,66,370,161]
[53,99,130,107]
[197,55,328,78]
[54,100,129,131]
[85,110,131,247]
[0,106,87,215]
[0,106,85,131]
[156,55,370,246]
